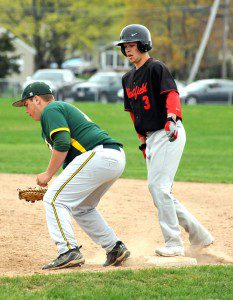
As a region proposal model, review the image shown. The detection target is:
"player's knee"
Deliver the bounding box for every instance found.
[148,181,163,194]
[74,207,95,217]
[148,182,171,203]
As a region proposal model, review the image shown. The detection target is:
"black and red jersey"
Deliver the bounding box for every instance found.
[123,58,179,135]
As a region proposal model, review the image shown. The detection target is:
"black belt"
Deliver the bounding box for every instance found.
[103,144,122,151]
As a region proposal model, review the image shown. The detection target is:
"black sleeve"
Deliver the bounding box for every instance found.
[152,61,178,95]
[122,77,132,112]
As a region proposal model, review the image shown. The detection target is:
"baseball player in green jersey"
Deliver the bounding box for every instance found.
[13,82,130,270]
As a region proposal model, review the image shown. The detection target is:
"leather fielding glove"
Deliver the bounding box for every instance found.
[18,187,47,203]
[164,117,178,142]
[139,143,146,159]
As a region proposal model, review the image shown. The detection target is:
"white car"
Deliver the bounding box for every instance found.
[117,88,124,100]
[23,69,81,101]
[175,80,187,99]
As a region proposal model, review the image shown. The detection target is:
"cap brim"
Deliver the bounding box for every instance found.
[12,99,26,107]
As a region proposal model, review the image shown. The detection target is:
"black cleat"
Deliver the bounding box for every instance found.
[103,241,130,267]
[42,247,85,270]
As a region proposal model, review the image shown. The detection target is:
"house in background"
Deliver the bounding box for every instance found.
[0,26,36,85]
[98,42,131,71]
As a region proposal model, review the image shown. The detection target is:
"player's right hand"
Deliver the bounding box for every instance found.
[142,148,146,159]
[139,143,146,159]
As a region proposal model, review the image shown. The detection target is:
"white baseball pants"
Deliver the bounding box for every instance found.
[146,121,212,247]
[43,145,125,254]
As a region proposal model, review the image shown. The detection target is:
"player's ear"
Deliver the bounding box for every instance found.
[34,95,41,105]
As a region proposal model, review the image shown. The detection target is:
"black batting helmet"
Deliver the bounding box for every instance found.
[116,24,152,56]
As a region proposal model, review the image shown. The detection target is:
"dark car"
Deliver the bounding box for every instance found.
[181,79,233,105]
[23,69,83,101]
[71,71,125,103]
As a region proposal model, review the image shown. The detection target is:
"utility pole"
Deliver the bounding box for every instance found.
[187,0,221,84]
[221,0,230,78]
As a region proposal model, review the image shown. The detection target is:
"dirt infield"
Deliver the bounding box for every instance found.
[0,173,232,277]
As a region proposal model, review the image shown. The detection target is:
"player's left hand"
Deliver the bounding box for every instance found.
[164,117,178,142]
[36,172,52,187]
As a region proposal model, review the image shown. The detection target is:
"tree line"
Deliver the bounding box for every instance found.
[0,0,232,80]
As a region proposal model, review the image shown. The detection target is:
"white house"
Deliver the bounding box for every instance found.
[0,26,36,84]
[98,42,131,71]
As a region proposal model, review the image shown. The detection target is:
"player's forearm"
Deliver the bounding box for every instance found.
[46,149,68,178]
[166,91,182,120]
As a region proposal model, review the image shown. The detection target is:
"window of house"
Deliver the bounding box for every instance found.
[106,52,114,66]
[101,49,131,69]
[117,54,124,67]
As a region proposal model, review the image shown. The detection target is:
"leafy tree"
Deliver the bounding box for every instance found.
[0,0,231,78]
[0,31,20,78]
[0,0,125,69]
[122,0,232,80]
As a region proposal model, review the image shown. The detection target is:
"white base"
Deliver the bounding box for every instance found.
[145,256,197,267]
[87,255,197,268]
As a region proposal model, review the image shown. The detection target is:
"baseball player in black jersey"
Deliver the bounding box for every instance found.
[116,24,214,257]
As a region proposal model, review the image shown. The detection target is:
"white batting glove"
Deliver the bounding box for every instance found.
[164,117,178,142]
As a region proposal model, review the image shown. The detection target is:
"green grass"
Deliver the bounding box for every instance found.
[0,266,232,299]
[0,99,232,182]
[0,98,232,297]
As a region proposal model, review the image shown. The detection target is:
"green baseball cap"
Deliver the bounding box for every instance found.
[12,81,53,107]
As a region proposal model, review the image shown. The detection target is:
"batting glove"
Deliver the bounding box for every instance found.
[139,143,146,159]
[164,117,178,142]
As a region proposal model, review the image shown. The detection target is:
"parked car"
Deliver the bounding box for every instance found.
[23,69,83,101]
[175,79,187,98]
[180,79,233,105]
[117,88,124,100]
[61,58,93,75]
[71,71,125,103]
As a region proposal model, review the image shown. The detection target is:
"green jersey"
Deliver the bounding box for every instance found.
[40,101,122,168]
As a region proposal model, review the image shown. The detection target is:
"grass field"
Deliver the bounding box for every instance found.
[0,98,232,182]
[0,98,233,299]
[0,266,232,299]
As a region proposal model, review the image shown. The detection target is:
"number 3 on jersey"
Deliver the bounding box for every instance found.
[142,95,151,110]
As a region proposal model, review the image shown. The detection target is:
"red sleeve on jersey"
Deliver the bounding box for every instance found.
[129,111,145,138]
[166,91,182,118]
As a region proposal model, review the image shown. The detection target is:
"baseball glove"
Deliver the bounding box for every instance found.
[18,187,47,203]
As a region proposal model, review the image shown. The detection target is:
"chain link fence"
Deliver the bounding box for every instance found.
[0,79,22,100]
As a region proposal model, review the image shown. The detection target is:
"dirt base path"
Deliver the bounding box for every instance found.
[0,174,232,277]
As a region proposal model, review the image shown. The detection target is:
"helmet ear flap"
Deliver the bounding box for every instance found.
[121,45,127,56]
[137,41,152,53]
[137,41,143,52]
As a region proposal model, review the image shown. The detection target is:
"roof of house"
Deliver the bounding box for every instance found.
[0,26,36,55]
